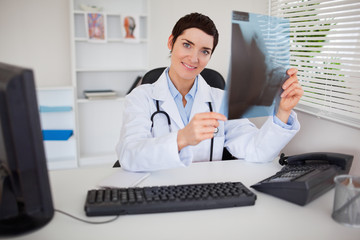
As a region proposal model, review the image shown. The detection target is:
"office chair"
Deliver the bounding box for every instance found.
[113,67,234,168]
[141,67,226,90]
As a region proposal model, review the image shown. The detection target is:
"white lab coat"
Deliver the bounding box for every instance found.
[116,69,300,172]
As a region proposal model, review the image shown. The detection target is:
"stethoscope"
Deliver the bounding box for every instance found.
[151,100,216,161]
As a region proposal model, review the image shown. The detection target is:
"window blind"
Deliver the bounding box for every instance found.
[270,0,360,128]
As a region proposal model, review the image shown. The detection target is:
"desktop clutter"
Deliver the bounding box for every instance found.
[84,152,354,218]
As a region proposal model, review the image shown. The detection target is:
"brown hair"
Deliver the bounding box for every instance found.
[171,12,219,54]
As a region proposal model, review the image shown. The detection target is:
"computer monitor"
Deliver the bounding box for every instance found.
[0,62,54,236]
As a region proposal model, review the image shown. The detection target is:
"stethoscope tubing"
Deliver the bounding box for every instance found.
[151,100,215,161]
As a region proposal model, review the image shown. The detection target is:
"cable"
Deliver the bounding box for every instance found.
[55,209,120,224]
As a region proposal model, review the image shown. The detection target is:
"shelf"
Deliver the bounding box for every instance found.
[77,97,125,103]
[77,100,125,165]
[74,37,148,43]
[47,158,78,170]
[75,70,144,100]
[70,0,148,167]
[43,136,77,170]
[74,10,148,17]
[73,8,148,41]
[37,87,77,169]
[37,88,74,105]
[74,42,147,69]
[37,86,73,91]
[39,105,73,113]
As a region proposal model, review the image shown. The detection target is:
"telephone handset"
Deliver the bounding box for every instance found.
[251,152,353,206]
[278,152,353,173]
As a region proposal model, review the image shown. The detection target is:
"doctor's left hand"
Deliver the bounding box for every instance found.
[276,68,303,123]
[177,112,227,151]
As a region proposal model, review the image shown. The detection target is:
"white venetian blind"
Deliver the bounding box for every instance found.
[270,0,360,128]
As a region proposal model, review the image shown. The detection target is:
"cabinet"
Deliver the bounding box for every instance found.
[70,0,149,166]
[37,87,77,170]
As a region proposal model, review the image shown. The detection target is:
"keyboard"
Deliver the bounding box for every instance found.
[84,182,256,216]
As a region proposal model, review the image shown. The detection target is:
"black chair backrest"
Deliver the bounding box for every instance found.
[141,67,225,90]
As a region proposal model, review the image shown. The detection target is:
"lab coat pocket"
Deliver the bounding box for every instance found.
[213,135,225,160]
[216,120,225,138]
[212,121,225,160]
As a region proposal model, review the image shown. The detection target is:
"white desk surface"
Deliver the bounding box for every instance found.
[8,160,360,240]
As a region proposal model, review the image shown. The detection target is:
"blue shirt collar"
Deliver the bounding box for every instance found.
[165,68,198,100]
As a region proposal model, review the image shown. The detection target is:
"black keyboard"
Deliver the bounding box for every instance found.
[85,182,256,216]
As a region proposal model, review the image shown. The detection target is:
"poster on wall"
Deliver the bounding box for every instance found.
[86,12,107,42]
[121,15,140,42]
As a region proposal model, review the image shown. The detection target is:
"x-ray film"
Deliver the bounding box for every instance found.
[221,11,290,119]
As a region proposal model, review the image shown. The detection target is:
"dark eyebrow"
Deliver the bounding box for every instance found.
[181,38,213,52]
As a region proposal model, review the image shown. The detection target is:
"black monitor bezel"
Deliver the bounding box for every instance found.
[0,62,54,236]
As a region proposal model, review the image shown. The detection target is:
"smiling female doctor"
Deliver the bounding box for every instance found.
[116,13,303,172]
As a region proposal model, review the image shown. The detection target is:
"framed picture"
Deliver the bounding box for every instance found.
[121,15,140,42]
[86,12,106,42]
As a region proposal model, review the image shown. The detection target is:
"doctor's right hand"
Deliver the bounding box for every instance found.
[177,112,227,151]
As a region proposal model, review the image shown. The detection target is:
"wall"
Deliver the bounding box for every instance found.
[284,112,360,175]
[0,0,71,87]
[0,0,268,86]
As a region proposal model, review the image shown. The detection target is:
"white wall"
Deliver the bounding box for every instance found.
[0,0,358,174]
[0,0,71,87]
[285,112,360,175]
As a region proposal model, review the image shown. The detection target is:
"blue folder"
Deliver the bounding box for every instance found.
[42,130,73,141]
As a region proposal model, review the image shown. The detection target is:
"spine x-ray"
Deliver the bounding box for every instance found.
[221,11,290,119]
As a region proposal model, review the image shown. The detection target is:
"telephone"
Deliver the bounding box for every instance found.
[251,152,353,206]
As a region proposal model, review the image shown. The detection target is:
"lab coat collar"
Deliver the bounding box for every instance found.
[152,69,169,101]
[151,68,214,128]
[152,69,184,128]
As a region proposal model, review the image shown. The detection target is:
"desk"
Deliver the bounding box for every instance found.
[8,160,360,240]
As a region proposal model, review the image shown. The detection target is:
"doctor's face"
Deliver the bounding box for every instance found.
[168,28,214,84]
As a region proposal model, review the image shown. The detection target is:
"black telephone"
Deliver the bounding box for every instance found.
[251,152,353,206]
